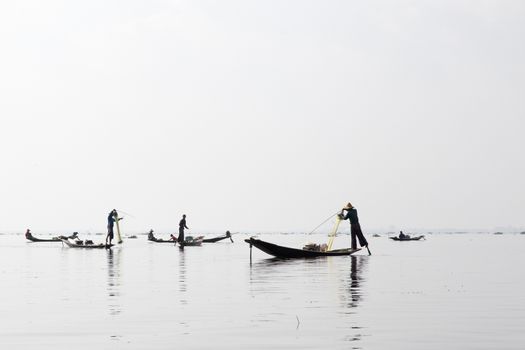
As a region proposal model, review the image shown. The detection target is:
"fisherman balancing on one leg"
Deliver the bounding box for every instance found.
[340,202,371,255]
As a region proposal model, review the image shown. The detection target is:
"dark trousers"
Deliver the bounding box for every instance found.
[351,223,368,249]
[106,225,114,242]
[178,227,184,244]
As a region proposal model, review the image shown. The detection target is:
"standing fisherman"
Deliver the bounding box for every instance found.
[106,209,118,246]
[340,202,369,252]
[178,214,189,246]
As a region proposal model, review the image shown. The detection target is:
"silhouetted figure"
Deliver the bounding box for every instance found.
[106,209,118,246]
[399,231,410,239]
[148,229,156,241]
[226,230,234,243]
[25,229,33,240]
[341,202,368,250]
[178,214,189,245]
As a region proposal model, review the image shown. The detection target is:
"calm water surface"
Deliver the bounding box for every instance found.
[0,233,524,349]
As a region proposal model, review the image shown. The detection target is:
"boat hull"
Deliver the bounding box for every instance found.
[202,234,233,243]
[27,236,61,242]
[61,239,113,249]
[390,236,424,241]
[245,238,359,259]
[148,239,176,243]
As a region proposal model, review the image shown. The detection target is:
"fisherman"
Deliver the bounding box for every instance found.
[178,214,189,245]
[225,230,234,243]
[148,229,156,241]
[340,202,369,250]
[25,229,33,240]
[399,231,410,239]
[170,234,177,241]
[105,209,118,246]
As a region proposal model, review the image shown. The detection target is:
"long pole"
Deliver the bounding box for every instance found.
[115,212,123,244]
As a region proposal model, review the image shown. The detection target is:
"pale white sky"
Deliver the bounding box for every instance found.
[0,0,524,234]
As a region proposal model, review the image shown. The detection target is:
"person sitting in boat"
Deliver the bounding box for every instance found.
[148,229,156,241]
[57,232,79,240]
[170,234,177,241]
[340,202,369,250]
[399,231,411,239]
[25,229,33,240]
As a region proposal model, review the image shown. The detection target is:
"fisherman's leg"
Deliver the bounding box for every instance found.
[358,234,368,247]
[351,229,357,250]
[355,224,368,247]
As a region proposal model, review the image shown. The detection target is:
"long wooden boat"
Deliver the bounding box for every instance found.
[202,232,234,243]
[148,238,176,243]
[244,237,360,259]
[26,235,61,242]
[390,235,425,241]
[61,239,113,249]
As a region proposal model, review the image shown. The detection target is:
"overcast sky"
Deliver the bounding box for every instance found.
[0,0,523,234]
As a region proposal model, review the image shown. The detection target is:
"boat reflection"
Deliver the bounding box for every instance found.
[107,248,122,316]
[247,254,369,347]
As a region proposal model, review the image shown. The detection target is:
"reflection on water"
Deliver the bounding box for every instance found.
[5,233,525,349]
[179,249,187,298]
[341,255,368,348]
[247,255,369,347]
[345,255,368,309]
[107,248,122,316]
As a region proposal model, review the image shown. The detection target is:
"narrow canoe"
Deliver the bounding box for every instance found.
[202,234,234,243]
[148,238,176,243]
[389,235,425,241]
[61,239,113,249]
[26,235,61,242]
[244,238,360,259]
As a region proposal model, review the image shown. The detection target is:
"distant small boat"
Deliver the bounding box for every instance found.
[493,232,504,235]
[25,228,63,242]
[26,235,61,242]
[202,231,234,243]
[244,238,360,259]
[372,234,381,237]
[521,231,525,235]
[148,238,176,244]
[127,235,138,239]
[390,235,425,241]
[148,231,176,243]
[61,239,112,249]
